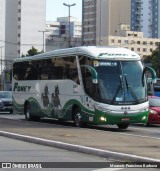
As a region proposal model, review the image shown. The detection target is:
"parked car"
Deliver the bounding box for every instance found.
[0,91,13,113]
[147,96,160,126]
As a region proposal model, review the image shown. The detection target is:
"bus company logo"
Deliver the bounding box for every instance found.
[121,106,130,115]
[13,82,31,92]
[121,106,131,110]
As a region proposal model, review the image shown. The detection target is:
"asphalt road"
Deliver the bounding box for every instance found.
[0,130,157,171]
[0,113,160,163]
[1,112,159,140]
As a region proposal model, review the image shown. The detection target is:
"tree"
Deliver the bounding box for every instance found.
[21,46,43,57]
[144,44,160,77]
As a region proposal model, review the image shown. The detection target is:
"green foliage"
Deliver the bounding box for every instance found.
[21,46,43,57]
[21,53,25,57]
[144,44,160,76]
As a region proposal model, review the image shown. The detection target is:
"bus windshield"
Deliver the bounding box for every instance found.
[94,60,147,105]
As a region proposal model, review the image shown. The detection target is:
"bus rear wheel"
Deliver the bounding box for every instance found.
[117,123,129,129]
[73,109,82,127]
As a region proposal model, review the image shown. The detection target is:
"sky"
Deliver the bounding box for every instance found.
[46,0,82,21]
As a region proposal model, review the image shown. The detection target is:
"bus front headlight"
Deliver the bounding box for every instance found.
[142,116,147,121]
[100,117,107,122]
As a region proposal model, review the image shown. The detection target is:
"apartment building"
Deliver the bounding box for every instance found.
[82,0,131,45]
[0,0,5,61]
[0,0,46,61]
[131,0,160,38]
[46,17,82,51]
[106,24,160,58]
[57,17,82,38]
[46,21,60,37]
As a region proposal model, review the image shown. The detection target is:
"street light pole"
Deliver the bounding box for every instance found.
[63,3,76,48]
[39,30,49,52]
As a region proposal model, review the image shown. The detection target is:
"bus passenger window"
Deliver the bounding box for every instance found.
[83,71,94,98]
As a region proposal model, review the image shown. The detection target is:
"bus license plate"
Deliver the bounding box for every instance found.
[121,118,130,121]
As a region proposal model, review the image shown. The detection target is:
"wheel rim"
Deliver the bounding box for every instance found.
[26,105,30,120]
[75,112,81,127]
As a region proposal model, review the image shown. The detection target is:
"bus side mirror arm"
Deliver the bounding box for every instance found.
[142,66,157,86]
[82,65,98,84]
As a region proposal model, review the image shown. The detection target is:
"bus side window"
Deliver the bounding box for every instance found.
[82,70,95,99]
[84,72,91,94]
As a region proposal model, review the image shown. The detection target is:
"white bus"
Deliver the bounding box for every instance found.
[12,46,156,129]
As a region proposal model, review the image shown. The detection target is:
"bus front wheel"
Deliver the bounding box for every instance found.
[73,109,82,127]
[117,123,129,129]
[25,103,32,121]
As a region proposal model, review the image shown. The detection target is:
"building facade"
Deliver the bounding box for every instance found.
[103,24,160,58]
[131,0,160,38]
[82,0,96,45]
[57,17,82,38]
[82,0,131,45]
[46,17,82,51]
[0,0,6,65]
[0,0,46,61]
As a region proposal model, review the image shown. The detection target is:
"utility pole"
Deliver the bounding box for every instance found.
[39,30,49,52]
[63,3,76,48]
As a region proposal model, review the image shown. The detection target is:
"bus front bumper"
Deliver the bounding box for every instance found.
[93,110,148,125]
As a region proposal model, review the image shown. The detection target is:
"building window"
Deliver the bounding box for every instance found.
[124,40,128,44]
[111,39,114,43]
[143,41,147,45]
[143,48,147,52]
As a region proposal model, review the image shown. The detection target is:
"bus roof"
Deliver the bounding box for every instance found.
[13,46,141,62]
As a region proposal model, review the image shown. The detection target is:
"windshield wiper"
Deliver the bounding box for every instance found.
[124,74,139,104]
[111,75,124,104]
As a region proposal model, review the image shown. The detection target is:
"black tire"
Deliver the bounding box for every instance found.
[24,103,41,121]
[24,103,33,121]
[117,123,129,129]
[144,121,150,127]
[73,109,82,127]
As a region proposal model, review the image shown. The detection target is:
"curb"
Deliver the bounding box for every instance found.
[0,130,160,162]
